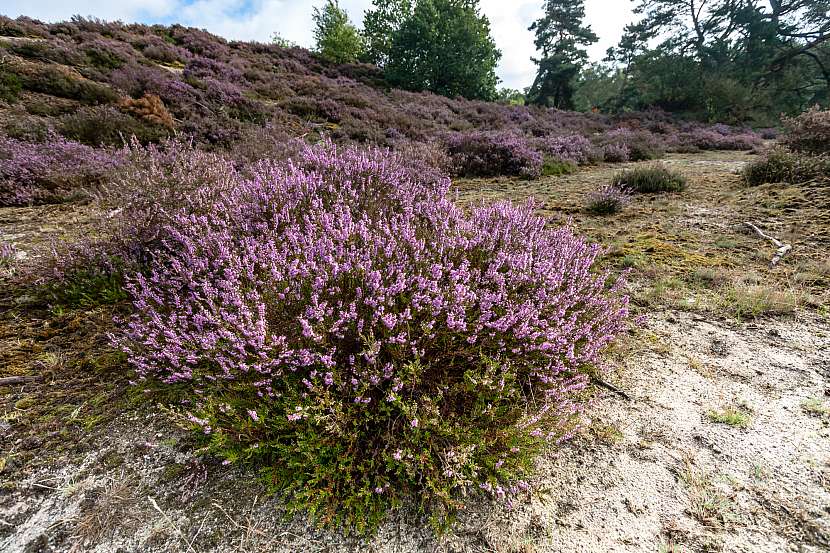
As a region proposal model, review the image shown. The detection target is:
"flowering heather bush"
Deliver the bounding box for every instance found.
[679,127,762,151]
[0,133,123,206]
[118,142,629,530]
[446,131,543,179]
[536,134,596,165]
[600,128,664,161]
[613,165,687,193]
[602,142,631,163]
[781,106,830,155]
[586,184,632,215]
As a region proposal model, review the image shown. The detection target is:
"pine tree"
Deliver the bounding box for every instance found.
[527,0,598,109]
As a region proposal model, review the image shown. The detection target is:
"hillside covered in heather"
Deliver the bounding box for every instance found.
[0,15,773,207]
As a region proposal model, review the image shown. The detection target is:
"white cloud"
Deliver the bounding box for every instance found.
[3,1,635,90]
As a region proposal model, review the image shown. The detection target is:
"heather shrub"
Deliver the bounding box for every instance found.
[0,240,16,270]
[781,106,830,155]
[600,128,664,161]
[118,142,629,531]
[0,133,123,206]
[59,106,171,146]
[759,127,779,140]
[541,158,577,176]
[16,64,119,104]
[536,134,595,165]
[602,142,630,163]
[0,68,22,103]
[613,165,687,193]
[742,148,830,186]
[680,127,761,151]
[586,184,631,215]
[118,93,175,129]
[446,131,543,179]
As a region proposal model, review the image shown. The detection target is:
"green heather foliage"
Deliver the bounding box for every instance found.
[742,148,830,186]
[59,106,171,146]
[0,68,22,103]
[613,165,687,193]
[16,64,119,104]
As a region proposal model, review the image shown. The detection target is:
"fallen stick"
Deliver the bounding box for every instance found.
[745,222,792,267]
[0,375,42,386]
[591,376,632,400]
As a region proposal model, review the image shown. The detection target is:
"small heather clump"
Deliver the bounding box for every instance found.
[0,133,123,206]
[780,106,830,155]
[118,141,629,531]
[742,147,829,186]
[600,128,664,161]
[446,131,544,179]
[602,142,631,163]
[0,240,16,270]
[613,165,687,193]
[586,184,632,215]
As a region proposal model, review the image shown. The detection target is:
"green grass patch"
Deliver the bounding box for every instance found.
[707,406,750,428]
[613,165,687,193]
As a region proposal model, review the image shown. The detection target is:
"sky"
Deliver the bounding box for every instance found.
[1,1,635,90]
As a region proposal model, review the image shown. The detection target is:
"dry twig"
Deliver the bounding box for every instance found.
[745,222,792,267]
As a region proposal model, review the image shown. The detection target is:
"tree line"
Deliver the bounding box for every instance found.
[306,0,829,124]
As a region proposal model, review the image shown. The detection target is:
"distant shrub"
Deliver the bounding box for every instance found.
[446,131,543,179]
[59,105,171,146]
[117,142,629,531]
[680,127,761,151]
[541,158,577,176]
[613,165,687,193]
[758,127,779,140]
[742,148,830,186]
[781,106,830,156]
[536,134,595,165]
[602,142,630,163]
[0,133,123,206]
[0,68,22,103]
[586,184,631,215]
[17,64,119,104]
[601,128,664,161]
[0,240,16,270]
[391,139,454,178]
[118,93,175,129]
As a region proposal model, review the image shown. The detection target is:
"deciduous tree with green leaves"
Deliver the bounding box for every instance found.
[527,0,598,109]
[362,0,413,66]
[383,0,502,100]
[312,0,365,64]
